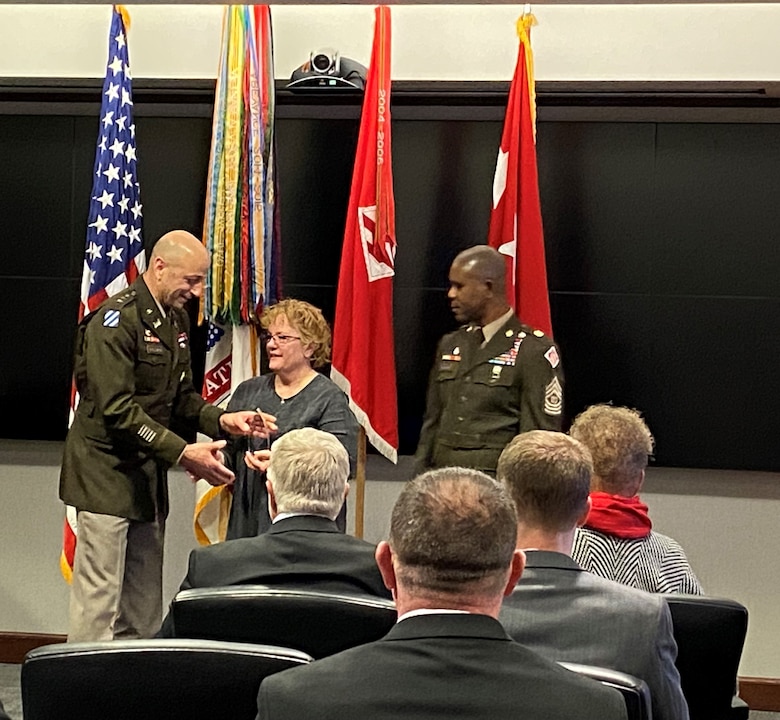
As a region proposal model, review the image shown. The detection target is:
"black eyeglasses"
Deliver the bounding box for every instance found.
[261,331,302,345]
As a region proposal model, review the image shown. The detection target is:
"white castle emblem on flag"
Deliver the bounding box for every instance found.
[358,205,396,281]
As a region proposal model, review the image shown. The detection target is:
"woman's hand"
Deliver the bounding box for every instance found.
[244,448,271,473]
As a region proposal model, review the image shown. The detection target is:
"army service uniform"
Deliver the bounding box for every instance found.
[415,315,563,476]
[60,276,224,640]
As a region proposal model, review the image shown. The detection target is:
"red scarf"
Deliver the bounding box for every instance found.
[585,492,652,539]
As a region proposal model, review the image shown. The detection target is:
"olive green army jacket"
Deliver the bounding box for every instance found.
[59,277,224,522]
[414,315,564,476]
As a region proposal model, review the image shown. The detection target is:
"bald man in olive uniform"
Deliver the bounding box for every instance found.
[415,246,563,477]
[60,230,270,642]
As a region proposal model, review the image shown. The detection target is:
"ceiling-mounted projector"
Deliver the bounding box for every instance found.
[286,49,367,92]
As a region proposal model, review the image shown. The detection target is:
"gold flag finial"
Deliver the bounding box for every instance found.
[115,5,131,32]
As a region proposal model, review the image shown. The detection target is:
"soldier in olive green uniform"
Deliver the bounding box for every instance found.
[415,246,563,476]
[60,231,270,642]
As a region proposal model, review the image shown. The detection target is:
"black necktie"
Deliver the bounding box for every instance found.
[473,327,485,347]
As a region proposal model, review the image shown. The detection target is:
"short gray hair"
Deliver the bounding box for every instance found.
[267,428,349,520]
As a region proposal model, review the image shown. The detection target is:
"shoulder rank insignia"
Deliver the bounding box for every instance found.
[544,377,563,416]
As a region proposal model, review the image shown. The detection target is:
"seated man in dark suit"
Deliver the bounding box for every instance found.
[255,467,627,720]
[159,427,390,636]
[497,430,689,720]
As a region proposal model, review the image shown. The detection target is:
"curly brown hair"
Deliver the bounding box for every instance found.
[569,404,654,494]
[261,299,332,368]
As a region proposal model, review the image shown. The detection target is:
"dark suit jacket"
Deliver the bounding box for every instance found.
[159,515,390,636]
[256,613,627,720]
[500,550,688,720]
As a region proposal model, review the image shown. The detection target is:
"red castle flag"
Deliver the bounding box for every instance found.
[487,13,553,338]
[331,6,398,463]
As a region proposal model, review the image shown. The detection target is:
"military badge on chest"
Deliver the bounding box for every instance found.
[144,328,164,355]
[488,331,526,367]
[440,346,461,364]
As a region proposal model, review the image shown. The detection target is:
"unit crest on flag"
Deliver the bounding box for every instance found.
[359,205,396,281]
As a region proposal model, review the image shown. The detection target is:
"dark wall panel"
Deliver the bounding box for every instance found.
[1,116,77,279]
[554,293,780,471]
[276,118,357,288]
[0,279,79,439]
[540,122,658,294]
[134,117,213,243]
[0,105,777,471]
[653,123,780,298]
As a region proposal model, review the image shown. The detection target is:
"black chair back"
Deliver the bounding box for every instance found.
[559,662,652,720]
[172,585,397,659]
[663,594,749,720]
[21,638,311,720]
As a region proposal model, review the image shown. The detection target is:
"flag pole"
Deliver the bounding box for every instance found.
[354,427,367,538]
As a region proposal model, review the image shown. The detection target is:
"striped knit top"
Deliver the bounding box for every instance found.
[572,527,704,595]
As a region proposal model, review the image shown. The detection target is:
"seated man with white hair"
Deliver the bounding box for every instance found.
[158,427,390,636]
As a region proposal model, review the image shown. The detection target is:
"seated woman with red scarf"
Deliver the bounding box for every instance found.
[569,404,703,595]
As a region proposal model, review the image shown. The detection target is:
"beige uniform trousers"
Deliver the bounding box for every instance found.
[68,510,165,642]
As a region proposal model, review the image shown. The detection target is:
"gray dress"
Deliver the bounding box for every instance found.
[225,373,358,538]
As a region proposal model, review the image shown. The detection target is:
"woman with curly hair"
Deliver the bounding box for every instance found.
[570,404,702,594]
[225,299,357,538]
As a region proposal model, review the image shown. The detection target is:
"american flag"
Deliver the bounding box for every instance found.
[80,5,145,320]
[61,5,144,582]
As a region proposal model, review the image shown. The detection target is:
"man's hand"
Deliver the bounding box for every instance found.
[220,410,277,437]
[180,440,235,487]
[244,448,271,473]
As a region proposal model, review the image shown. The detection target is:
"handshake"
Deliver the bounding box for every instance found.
[179,409,278,487]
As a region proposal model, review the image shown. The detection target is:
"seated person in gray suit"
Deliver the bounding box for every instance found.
[497,430,689,720]
[569,404,703,594]
[255,467,627,720]
[159,427,390,636]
